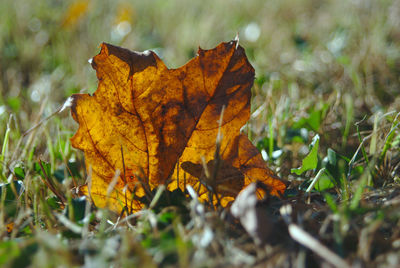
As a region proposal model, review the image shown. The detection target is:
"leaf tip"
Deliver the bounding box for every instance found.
[69,94,88,122]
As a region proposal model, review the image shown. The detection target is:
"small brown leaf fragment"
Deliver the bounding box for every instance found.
[71,40,287,212]
[230,182,274,245]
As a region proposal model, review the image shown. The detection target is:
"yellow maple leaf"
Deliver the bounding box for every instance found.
[71,40,287,212]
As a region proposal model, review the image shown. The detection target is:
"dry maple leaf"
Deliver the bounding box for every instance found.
[70,40,287,212]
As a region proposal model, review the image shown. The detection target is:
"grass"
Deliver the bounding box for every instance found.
[0,0,399,267]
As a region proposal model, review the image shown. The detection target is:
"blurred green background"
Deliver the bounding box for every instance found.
[0,0,399,163]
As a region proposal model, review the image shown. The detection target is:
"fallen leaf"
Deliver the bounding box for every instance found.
[181,159,245,198]
[6,223,14,233]
[71,40,287,212]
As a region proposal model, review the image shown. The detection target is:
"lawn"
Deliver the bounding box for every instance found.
[0,0,399,267]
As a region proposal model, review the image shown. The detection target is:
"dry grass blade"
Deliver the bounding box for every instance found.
[281,205,351,268]
[38,159,66,204]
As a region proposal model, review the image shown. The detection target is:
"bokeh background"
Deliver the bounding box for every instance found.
[0,0,399,174]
